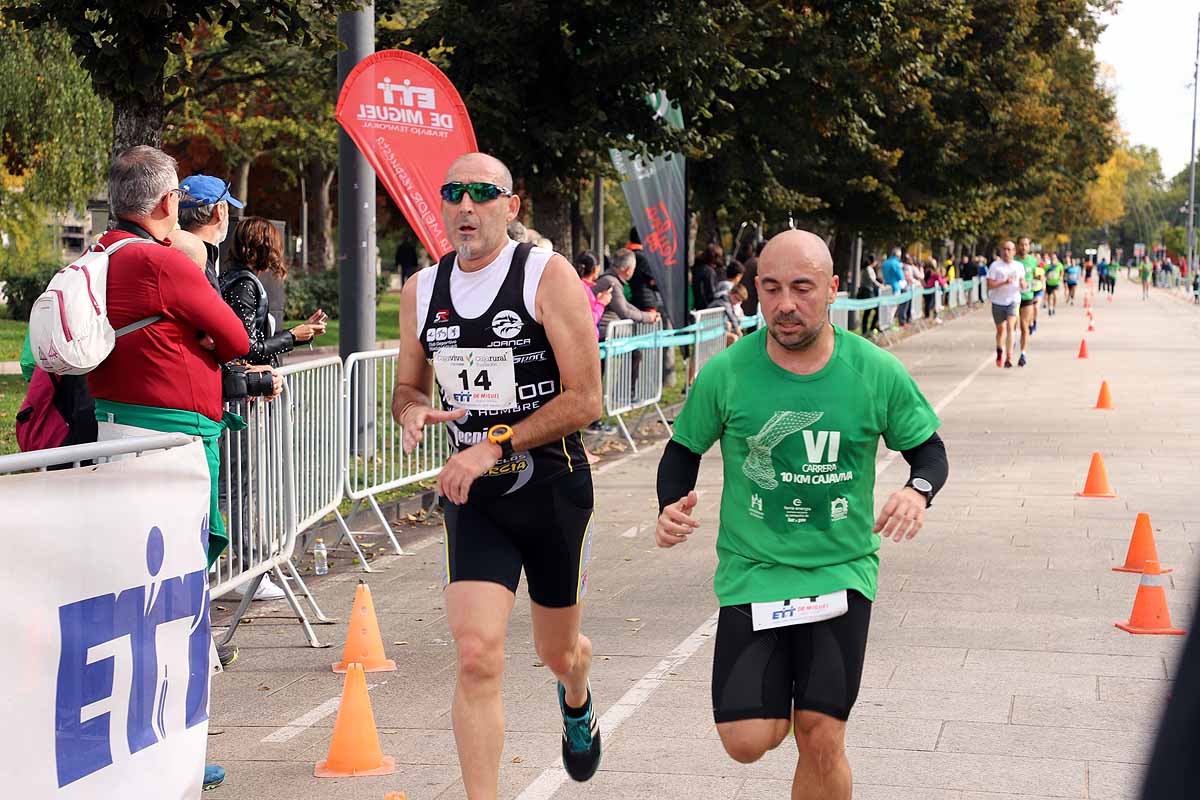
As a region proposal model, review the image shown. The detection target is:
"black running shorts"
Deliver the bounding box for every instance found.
[1019,297,1037,308]
[711,591,871,723]
[441,469,595,608]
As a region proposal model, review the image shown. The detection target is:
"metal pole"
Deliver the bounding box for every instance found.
[1188,12,1199,275]
[592,175,604,260]
[337,3,376,361]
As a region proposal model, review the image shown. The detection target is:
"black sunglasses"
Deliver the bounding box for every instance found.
[440,181,513,204]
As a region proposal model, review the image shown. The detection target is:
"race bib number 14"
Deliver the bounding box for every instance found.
[433,348,516,410]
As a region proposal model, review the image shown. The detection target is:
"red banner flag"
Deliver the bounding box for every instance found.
[335,50,477,260]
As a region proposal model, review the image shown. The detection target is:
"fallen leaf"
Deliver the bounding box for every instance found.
[625,617,640,622]
[533,661,545,667]
[511,757,523,764]
[394,641,409,646]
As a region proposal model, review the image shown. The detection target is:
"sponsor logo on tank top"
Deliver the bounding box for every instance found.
[491,309,524,339]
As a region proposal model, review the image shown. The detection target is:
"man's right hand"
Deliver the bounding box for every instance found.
[399,404,467,453]
[646,309,660,323]
[656,490,699,548]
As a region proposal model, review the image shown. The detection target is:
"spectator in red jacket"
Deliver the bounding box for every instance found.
[88,145,250,566]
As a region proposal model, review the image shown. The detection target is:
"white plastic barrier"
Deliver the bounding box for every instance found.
[0,434,210,798]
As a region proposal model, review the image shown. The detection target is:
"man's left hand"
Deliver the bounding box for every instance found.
[438,441,501,505]
[873,487,927,543]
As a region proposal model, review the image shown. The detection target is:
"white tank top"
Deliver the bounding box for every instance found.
[415,239,553,337]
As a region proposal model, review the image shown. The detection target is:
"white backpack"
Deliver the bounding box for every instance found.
[28,237,162,375]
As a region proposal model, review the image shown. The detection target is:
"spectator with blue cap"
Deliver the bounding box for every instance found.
[179,174,244,288]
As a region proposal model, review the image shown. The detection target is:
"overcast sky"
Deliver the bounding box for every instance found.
[1095,3,1197,180]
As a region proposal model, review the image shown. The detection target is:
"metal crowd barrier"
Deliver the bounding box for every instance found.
[210,387,311,645]
[688,307,730,386]
[273,357,345,634]
[342,348,451,565]
[602,319,671,452]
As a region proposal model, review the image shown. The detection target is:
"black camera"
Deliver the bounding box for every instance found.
[222,364,275,400]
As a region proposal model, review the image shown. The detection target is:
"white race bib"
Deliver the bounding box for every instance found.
[750,590,849,631]
[433,347,517,410]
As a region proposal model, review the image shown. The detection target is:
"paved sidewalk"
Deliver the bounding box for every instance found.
[207,287,1197,799]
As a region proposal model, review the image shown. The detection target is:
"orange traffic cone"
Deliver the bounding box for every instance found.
[1095,381,1113,410]
[315,663,397,777]
[384,794,408,800]
[333,581,397,673]
[1087,319,1096,332]
[1113,513,1173,574]
[1115,561,1185,635]
[1076,451,1116,498]
[1077,339,1089,359]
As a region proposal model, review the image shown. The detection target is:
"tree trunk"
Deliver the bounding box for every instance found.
[570,187,583,256]
[110,86,165,160]
[308,161,335,270]
[530,182,573,261]
[831,222,855,295]
[233,159,252,211]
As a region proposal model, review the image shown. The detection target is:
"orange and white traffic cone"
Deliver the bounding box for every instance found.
[1113,513,1173,574]
[1115,561,1185,635]
[333,581,397,673]
[1077,339,1089,359]
[1076,451,1116,498]
[1095,381,1113,410]
[315,663,397,777]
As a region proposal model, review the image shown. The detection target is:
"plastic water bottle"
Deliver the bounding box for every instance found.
[314,538,328,576]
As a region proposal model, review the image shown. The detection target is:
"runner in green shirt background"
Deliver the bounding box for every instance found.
[654,230,948,800]
[1044,255,1063,316]
[1015,236,1038,366]
[1140,260,1152,300]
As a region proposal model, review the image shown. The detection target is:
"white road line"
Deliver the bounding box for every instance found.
[514,612,720,800]
[875,354,992,478]
[260,679,386,743]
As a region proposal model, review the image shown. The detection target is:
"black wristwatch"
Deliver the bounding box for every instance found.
[906,477,934,507]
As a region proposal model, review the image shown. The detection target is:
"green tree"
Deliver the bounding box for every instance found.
[401,0,776,258]
[0,18,110,221]
[9,0,359,157]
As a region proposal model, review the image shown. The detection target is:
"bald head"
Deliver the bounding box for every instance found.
[759,230,834,277]
[446,152,513,191]
[755,229,839,353]
[170,228,209,272]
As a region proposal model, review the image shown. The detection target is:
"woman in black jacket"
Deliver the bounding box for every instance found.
[221,217,326,367]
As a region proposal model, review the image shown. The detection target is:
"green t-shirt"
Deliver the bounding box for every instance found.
[1045,262,1062,286]
[1018,255,1038,300]
[671,326,940,606]
[1108,263,1119,277]
[1139,263,1151,281]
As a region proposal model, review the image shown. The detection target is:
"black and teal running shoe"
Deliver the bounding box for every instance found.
[558,681,601,782]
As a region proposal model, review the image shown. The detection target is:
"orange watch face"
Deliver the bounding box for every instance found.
[488,425,513,443]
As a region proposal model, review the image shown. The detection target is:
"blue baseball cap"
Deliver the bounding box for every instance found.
[179,174,244,209]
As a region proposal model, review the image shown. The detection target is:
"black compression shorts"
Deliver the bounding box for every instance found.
[712,591,871,723]
[441,469,595,608]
